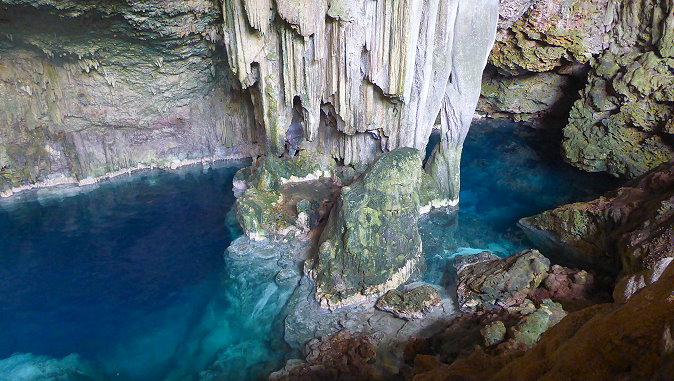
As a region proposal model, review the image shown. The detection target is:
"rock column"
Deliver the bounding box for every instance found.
[425,1,500,204]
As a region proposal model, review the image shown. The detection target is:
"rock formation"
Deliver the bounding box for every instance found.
[456,250,551,312]
[222,0,499,203]
[520,160,674,278]
[411,260,674,381]
[0,0,256,197]
[483,0,674,178]
[308,148,425,309]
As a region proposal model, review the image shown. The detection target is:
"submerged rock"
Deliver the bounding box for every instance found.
[456,249,550,312]
[309,148,425,309]
[375,284,442,321]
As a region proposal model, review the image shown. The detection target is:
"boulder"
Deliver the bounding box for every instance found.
[480,321,507,347]
[309,148,425,309]
[520,160,674,276]
[456,249,550,312]
[234,151,338,240]
[375,285,442,320]
[509,299,567,348]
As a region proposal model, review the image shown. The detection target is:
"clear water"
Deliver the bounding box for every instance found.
[0,162,291,381]
[421,120,617,285]
[0,121,617,380]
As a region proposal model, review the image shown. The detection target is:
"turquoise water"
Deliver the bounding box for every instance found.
[0,162,290,380]
[421,120,617,285]
[0,121,616,380]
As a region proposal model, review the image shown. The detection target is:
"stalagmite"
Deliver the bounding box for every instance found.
[222,0,499,203]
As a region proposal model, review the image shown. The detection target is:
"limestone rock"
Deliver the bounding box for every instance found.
[453,251,500,274]
[509,299,567,348]
[480,321,507,347]
[563,50,674,178]
[490,0,610,76]
[269,331,378,381]
[613,257,674,303]
[375,284,442,321]
[0,0,256,197]
[456,249,551,312]
[235,151,338,240]
[309,148,424,309]
[520,160,674,276]
[492,260,674,381]
[530,265,597,310]
[478,70,570,122]
[223,0,499,203]
[411,261,674,380]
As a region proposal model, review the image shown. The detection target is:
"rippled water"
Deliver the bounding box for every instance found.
[0,121,616,380]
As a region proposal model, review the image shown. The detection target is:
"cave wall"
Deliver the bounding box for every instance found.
[0,0,257,197]
[0,0,500,202]
[222,0,499,202]
[483,0,674,178]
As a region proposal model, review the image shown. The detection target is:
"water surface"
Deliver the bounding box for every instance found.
[0,121,617,380]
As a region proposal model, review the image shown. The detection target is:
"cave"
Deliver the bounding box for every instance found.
[0,1,673,380]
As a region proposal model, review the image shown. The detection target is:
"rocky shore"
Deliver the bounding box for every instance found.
[229,152,673,380]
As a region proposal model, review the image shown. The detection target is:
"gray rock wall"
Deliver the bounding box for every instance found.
[222,0,499,202]
[0,0,257,196]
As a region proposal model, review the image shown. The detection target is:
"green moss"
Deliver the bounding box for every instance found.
[312,148,425,307]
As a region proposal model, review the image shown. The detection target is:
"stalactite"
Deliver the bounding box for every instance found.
[222,0,499,199]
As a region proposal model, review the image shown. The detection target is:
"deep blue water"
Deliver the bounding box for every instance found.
[0,121,617,380]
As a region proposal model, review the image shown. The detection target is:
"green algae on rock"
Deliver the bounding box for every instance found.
[520,160,674,278]
[235,151,338,241]
[563,50,674,178]
[456,249,551,312]
[375,284,442,321]
[308,148,425,309]
[509,299,567,348]
[0,0,256,197]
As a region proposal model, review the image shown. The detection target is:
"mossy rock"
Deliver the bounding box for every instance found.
[456,249,551,312]
[248,150,336,192]
[234,151,337,240]
[310,148,425,309]
[510,299,567,348]
[563,50,674,178]
[375,284,442,320]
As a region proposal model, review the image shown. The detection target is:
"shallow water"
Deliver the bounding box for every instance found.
[0,121,617,380]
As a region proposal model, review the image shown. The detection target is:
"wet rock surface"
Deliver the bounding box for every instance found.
[0,0,256,196]
[234,151,339,241]
[482,0,674,177]
[457,249,550,312]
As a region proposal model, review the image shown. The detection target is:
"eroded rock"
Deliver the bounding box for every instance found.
[457,249,551,312]
[520,160,674,277]
[234,151,338,240]
[375,284,442,321]
[309,148,425,309]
